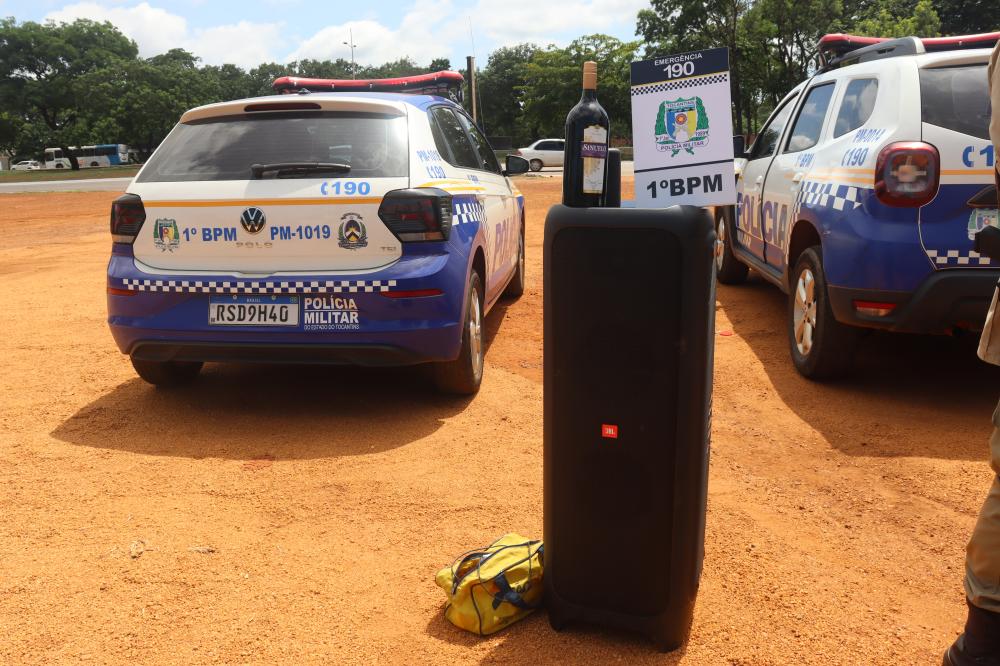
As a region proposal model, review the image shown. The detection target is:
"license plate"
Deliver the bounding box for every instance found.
[209,295,299,326]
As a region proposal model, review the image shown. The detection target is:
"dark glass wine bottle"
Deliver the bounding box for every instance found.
[562,61,611,207]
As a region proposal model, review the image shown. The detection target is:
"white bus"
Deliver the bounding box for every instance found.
[44,144,130,169]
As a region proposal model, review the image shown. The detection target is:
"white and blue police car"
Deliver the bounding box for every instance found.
[107,72,529,394]
[716,32,1000,378]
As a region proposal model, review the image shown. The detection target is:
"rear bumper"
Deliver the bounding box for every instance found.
[107,242,470,366]
[829,270,999,334]
[131,340,428,366]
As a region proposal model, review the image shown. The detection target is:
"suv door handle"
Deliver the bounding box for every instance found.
[755,176,764,185]
[792,172,805,183]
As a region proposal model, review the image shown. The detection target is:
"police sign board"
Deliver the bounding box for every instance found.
[630,47,736,209]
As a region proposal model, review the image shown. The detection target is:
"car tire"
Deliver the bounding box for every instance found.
[131,358,203,387]
[432,271,484,395]
[788,247,858,380]
[529,159,543,172]
[502,220,525,299]
[715,207,749,285]
[55,163,64,169]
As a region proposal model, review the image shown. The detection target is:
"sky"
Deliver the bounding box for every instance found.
[0,0,649,70]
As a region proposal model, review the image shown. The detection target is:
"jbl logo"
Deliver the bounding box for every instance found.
[601,424,618,439]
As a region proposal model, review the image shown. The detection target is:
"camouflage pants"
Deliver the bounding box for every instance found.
[966,400,1000,612]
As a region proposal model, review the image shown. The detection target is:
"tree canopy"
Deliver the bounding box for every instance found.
[1,2,996,164]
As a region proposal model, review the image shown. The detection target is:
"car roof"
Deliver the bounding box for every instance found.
[830,46,992,76]
[180,92,460,123]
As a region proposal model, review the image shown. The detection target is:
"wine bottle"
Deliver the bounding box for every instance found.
[562,61,611,207]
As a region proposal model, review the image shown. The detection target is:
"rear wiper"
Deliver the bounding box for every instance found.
[251,162,351,179]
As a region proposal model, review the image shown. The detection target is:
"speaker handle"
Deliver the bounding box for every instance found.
[604,148,621,208]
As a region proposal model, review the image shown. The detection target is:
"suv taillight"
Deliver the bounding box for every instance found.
[378,188,453,241]
[110,193,146,242]
[875,141,940,208]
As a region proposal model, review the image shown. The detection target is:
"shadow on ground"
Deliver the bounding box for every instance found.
[51,363,471,460]
[719,274,1000,460]
[424,609,686,665]
[51,299,519,460]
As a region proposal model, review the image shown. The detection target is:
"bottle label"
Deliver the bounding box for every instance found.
[581,125,608,194]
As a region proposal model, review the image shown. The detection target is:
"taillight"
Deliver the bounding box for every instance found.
[874,141,940,207]
[512,150,522,156]
[110,193,146,242]
[378,188,453,242]
[853,300,897,317]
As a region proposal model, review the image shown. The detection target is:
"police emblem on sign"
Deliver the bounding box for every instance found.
[655,96,710,156]
[338,213,368,250]
[152,218,180,252]
[240,207,266,234]
[968,208,999,240]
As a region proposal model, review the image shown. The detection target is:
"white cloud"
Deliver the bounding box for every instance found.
[286,1,462,67]
[467,0,647,45]
[46,2,188,56]
[44,2,287,68]
[42,0,648,72]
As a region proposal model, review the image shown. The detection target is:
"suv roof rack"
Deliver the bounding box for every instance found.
[272,71,464,103]
[818,32,1000,71]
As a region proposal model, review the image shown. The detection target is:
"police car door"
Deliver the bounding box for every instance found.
[763,79,838,273]
[456,111,518,304]
[736,90,800,265]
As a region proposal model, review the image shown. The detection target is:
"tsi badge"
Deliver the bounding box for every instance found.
[656,97,709,156]
[240,207,267,234]
[153,218,180,252]
[338,213,368,250]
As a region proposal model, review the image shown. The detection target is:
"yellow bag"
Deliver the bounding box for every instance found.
[435,534,544,635]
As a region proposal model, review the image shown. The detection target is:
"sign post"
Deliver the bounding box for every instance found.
[630,47,736,209]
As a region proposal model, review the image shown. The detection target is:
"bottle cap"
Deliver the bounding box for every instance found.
[583,61,597,90]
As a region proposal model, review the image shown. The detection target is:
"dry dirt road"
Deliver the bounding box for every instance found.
[2,180,998,665]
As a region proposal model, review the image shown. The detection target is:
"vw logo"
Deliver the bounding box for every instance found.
[240,207,266,234]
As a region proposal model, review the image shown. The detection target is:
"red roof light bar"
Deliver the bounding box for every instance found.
[818,32,1000,68]
[272,70,465,100]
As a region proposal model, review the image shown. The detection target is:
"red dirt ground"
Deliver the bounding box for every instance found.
[1,180,997,664]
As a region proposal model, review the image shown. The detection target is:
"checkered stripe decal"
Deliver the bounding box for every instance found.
[925,249,998,267]
[631,73,729,96]
[795,181,864,212]
[119,278,398,294]
[453,200,486,226]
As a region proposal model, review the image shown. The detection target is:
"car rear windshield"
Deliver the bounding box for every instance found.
[920,65,990,140]
[137,111,408,182]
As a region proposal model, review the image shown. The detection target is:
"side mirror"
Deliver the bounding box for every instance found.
[504,154,530,176]
[732,135,747,159]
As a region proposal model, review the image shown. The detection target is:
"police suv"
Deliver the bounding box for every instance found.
[716,33,1000,378]
[107,72,529,394]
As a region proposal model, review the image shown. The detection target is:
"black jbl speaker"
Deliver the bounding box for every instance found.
[543,204,716,651]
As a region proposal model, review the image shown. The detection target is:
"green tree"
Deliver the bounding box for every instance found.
[95,54,217,158]
[638,0,754,135]
[854,0,941,37]
[477,44,538,143]
[0,18,138,168]
[428,57,452,71]
[934,0,1000,35]
[521,35,639,144]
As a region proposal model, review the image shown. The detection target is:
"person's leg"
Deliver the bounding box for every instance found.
[946,404,1000,665]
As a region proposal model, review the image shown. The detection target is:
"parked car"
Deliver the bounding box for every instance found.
[512,139,565,171]
[716,32,1000,378]
[11,160,41,171]
[107,80,529,394]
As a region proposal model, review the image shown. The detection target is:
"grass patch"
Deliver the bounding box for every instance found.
[0,165,141,183]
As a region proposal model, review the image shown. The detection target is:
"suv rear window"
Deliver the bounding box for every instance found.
[137,111,408,182]
[920,65,990,140]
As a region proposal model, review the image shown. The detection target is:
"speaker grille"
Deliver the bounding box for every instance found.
[548,226,681,615]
